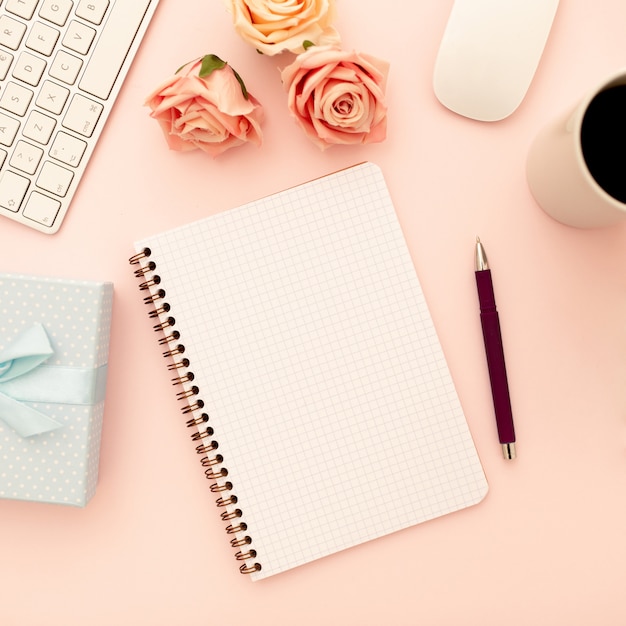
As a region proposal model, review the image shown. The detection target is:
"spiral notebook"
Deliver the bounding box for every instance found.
[130,162,488,581]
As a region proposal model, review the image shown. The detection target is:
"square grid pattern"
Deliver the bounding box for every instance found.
[135,163,488,580]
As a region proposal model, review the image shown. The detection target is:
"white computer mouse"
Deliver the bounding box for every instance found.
[433,0,559,122]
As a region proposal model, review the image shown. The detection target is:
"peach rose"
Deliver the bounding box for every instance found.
[224,0,340,55]
[145,55,264,157]
[281,45,389,150]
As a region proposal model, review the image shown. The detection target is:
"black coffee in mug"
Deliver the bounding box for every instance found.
[580,84,626,203]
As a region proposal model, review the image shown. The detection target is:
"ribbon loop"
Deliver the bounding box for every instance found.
[0,324,62,438]
[0,323,54,382]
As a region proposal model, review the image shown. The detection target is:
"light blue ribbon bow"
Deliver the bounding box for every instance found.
[0,323,107,438]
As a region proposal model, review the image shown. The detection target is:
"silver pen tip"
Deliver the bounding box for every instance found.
[502,442,517,460]
[474,238,489,271]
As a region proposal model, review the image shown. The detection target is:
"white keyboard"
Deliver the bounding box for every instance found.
[0,0,159,234]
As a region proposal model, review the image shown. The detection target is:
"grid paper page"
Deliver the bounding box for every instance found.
[135,162,488,581]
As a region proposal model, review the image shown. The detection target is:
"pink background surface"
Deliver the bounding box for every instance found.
[1,1,626,624]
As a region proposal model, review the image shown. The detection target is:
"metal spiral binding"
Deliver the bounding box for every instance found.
[129,246,261,575]
[210,481,232,493]
[190,426,214,441]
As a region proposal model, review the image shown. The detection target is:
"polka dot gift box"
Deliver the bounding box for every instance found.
[0,273,113,506]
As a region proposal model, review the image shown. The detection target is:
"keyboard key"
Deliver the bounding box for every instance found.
[0,50,14,80]
[23,109,56,144]
[50,130,86,166]
[0,150,6,169]
[62,93,102,137]
[0,112,20,146]
[26,21,60,56]
[0,169,29,211]
[62,20,95,55]
[13,51,47,86]
[6,0,39,20]
[10,139,43,174]
[36,159,73,196]
[78,0,153,99]
[35,79,70,114]
[0,81,33,116]
[39,0,73,27]
[75,0,109,25]
[0,14,27,49]
[49,49,82,84]
[23,190,60,226]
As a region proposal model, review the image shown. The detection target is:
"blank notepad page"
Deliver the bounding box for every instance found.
[135,162,488,580]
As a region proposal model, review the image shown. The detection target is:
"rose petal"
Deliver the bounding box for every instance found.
[225,0,339,55]
[281,45,389,149]
[146,57,264,157]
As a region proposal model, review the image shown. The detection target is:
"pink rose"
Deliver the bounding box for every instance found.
[145,55,264,157]
[281,45,389,150]
[224,0,340,55]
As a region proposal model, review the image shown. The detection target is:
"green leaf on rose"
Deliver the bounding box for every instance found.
[302,40,315,51]
[186,54,249,100]
[175,60,192,73]
[231,68,249,100]
[198,54,227,78]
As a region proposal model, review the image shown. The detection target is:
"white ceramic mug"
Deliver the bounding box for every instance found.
[526,67,626,228]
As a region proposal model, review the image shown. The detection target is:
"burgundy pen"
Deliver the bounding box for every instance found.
[475,238,516,460]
